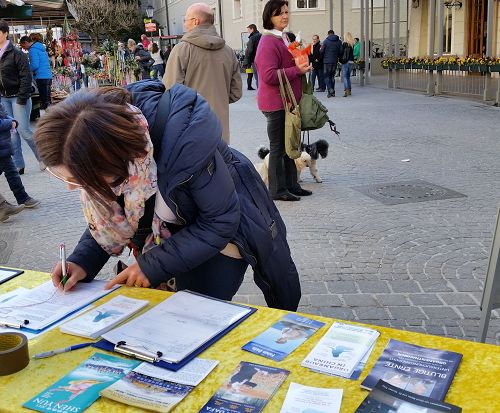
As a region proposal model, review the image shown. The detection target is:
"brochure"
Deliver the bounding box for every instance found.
[60,295,149,339]
[279,382,343,413]
[242,313,325,361]
[355,380,462,413]
[361,339,462,401]
[302,322,380,378]
[101,371,193,413]
[24,352,140,413]
[198,361,289,413]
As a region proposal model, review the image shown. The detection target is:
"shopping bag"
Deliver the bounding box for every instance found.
[277,69,302,159]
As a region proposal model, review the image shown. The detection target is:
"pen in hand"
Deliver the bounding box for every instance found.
[33,342,94,359]
[60,243,68,287]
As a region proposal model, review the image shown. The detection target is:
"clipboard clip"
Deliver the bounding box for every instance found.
[114,341,163,363]
[0,319,29,329]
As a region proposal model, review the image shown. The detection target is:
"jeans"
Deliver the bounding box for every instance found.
[311,68,325,90]
[35,78,52,109]
[0,156,29,204]
[1,96,39,170]
[342,62,353,90]
[324,63,337,93]
[152,64,164,80]
[176,253,248,301]
[262,110,300,197]
[252,63,258,87]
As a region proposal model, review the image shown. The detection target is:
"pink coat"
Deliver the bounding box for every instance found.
[255,33,302,112]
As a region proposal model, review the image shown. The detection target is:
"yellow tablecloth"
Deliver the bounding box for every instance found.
[1,270,499,413]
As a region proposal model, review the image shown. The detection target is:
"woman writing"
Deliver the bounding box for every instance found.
[34,80,301,311]
[254,0,312,202]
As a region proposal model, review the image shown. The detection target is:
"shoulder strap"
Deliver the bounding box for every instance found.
[150,89,171,161]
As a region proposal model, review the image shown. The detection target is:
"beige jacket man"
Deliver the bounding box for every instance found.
[164,20,242,143]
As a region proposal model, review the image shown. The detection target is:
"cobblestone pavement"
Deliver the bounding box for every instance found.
[1,80,499,344]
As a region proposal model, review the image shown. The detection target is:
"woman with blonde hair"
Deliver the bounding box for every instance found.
[341,32,355,97]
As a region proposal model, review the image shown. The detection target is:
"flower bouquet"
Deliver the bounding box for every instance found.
[287,33,312,67]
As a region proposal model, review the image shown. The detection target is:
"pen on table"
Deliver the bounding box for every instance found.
[33,342,94,359]
[60,242,68,287]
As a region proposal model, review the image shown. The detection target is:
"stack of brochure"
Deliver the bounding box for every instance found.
[301,322,380,378]
[280,383,343,413]
[60,295,149,339]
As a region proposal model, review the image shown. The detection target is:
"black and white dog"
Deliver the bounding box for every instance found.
[255,139,329,184]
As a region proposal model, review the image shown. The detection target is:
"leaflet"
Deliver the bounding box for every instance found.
[280,382,343,413]
[101,290,253,364]
[133,358,219,386]
[301,322,380,378]
[0,281,119,332]
[242,313,325,361]
[60,295,149,339]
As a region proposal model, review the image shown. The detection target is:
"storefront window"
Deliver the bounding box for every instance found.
[297,0,318,8]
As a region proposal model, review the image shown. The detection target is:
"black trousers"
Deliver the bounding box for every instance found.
[36,78,52,109]
[262,110,299,197]
[176,253,248,301]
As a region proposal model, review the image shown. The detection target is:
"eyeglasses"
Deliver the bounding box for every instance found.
[46,167,82,187]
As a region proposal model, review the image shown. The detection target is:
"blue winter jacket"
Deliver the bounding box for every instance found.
[28,42,52,80]
[321,34,343,65]
[68,80,301,311]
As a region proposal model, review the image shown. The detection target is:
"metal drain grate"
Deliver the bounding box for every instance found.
[353,179,467,205]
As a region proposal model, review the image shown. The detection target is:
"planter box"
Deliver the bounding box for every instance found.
[489,64,500,72]
[467,64,488,72]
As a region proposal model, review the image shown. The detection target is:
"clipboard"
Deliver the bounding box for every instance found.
[0,268,24,285]
[93,292,257,371]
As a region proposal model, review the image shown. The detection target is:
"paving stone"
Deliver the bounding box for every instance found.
[388,306,427,320]
[308,294,342,307]
[326,281,358,294]
[320,307,356,321]
[419,280,454,292]
[376,294,409,306]
[422,306,460,320]
[409,294,443,306]
[357,281,390,293]
[438,293,477,305]
[389,280,421,293]
[342,294,379,307]
[354,307,390,320]
[451,279,484,292]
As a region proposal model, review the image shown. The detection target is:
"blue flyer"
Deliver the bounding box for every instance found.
[24,352,140,413]
[242,313,325,361]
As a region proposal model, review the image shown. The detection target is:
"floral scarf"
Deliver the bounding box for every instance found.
[80,110,158,256]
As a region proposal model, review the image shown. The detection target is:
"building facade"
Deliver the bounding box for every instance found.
[150,0,498,58]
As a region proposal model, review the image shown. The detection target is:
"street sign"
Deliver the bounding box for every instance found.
[145,22,157,33]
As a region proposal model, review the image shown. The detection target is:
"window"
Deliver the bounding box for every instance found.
[233,0,242,19]
[443,9,453,53]
[297,0,318,8]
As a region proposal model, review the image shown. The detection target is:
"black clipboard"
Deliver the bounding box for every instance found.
[0,268,24,285]
[93,291,257,371]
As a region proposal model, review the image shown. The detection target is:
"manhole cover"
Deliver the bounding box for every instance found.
[352,179,467,205]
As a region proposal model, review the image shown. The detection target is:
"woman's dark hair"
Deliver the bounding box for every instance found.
[34,87,148,205]
[152,42,159,54]
[262,0,288,31]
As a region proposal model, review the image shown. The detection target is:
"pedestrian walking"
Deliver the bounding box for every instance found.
[127,39,152,80]
[19,34,53,110]
[35,80,301,311]
[255,0,312,202]
[310,34,325,92]
[163,2,242,144]
[244,24,262,90]
[320,29,343,98]
[140,34,150,51]
[341,32,355,97]
[149,43,165,80]
[0,103,40,210]
[0,20,43,174]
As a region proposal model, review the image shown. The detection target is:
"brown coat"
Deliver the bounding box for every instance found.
[163,24,242,143]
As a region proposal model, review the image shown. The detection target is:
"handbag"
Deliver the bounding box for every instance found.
[340,44,350,64]
[277,69,302,160]
[299,74,339,135]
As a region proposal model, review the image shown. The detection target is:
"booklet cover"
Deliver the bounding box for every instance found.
[242,313,325,361]
[198,361,290,413]
[101,370,194,413]
[24,352,140,413]
[60,295,149,339]
[279,382,343,413]
[355,380,462,413]
[302,322,380,378]
[361,339,462,401]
